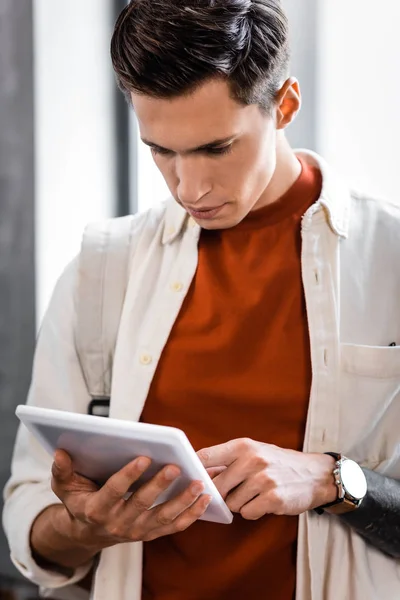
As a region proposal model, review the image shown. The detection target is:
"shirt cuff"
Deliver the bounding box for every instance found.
[4,482,94,589]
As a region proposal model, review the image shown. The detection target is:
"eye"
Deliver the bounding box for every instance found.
[206,145,233,157]
[150,144,234,157]
[150,146,173,157]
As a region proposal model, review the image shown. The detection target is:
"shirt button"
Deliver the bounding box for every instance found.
[139,353,152,365]
[166,226,175,236]
[171,282,183,292]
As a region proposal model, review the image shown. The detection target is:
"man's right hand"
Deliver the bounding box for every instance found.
[30,449,211,570]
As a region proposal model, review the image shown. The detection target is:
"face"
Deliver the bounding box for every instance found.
[131,78,296,230]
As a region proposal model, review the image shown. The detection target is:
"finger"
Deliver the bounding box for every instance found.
[225,478,262,513]
[124,464,182,518]
[211,460,256,499]
[197,439,250,468]
[147,479,206,527]
[239,496,270,521]
[51,449,100,506]
[143,494,212,542]
[51,449,74,483]
[93,456,152,512]
[206,466,226,479]
[175,493,212,528]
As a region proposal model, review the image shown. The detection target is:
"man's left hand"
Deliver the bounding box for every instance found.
[198,439,338,520]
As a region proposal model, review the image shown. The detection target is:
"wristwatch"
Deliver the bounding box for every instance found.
[315,452,368,515]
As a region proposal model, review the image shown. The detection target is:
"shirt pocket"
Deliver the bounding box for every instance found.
[340,343,400,379]
[338,343,400,464]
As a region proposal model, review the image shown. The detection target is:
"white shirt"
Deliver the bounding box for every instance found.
[3,150,400,600]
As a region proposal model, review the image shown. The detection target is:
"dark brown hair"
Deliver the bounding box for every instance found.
[111,0,290,112]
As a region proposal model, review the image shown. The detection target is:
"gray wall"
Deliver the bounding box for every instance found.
[284,0,318,150]
[0,1,35,578]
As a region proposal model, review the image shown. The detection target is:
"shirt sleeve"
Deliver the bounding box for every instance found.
[2,257,94,590]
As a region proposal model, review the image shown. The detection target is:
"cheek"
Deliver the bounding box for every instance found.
[229,140,275,200]
[152,157,178,193]
[248,133,277,193]
[151,134,275,204]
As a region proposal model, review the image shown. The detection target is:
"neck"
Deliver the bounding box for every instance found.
[255,133,301,210]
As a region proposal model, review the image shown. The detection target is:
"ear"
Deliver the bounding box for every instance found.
[275,77,301,130]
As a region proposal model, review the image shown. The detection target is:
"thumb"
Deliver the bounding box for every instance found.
[52,449,74,482]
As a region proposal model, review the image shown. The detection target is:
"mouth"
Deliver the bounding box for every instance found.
[186,203,227,220]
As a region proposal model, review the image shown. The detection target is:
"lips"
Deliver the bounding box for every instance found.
[186,203,226,220]
[187,205,219,212]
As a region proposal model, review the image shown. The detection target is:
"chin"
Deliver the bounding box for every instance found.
[200,221,225,231]
[200,216,241,231]
[188,203,246,230]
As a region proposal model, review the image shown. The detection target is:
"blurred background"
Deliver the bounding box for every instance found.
[1,0,400,596]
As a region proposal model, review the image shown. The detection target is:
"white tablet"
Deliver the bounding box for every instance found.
[16,405,233,525]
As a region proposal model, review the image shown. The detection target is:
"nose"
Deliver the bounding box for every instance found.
[176,155,211,206]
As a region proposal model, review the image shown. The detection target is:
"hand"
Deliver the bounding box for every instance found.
[198,439,337,520]
[51,449,212,550]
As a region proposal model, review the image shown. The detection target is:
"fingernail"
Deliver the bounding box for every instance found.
[204,495,212,508]
[191,482,204,495]
[137,457,150,470]
[53,451,61,468]
[165,466,179,480]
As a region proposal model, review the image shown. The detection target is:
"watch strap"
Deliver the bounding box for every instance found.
[314,452,360,515]
[314,453,341,515]
[315,452,366,515]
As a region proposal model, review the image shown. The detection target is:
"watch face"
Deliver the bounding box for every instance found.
[341,459,367,499]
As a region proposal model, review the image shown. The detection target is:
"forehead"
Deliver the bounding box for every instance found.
[131,79,259,149]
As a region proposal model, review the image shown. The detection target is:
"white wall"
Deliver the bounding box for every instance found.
[316,1,400,202]
[34,0,117,324]
[135,118,170,213]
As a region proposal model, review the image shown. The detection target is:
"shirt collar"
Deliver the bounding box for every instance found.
[162,200,190,244]
[295,149,351,238]
[162,149,351,245]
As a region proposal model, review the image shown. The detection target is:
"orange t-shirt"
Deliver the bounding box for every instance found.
[140,159,322,600]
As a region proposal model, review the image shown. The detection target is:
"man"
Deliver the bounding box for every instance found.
[3,1,400,599]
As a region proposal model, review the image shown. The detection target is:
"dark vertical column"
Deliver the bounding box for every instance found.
[113,0,133,216]
[0,1,35,579]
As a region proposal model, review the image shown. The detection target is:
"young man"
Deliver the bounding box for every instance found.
[3,1,400,599]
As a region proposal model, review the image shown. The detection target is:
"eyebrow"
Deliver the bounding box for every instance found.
[140,135,236,154]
